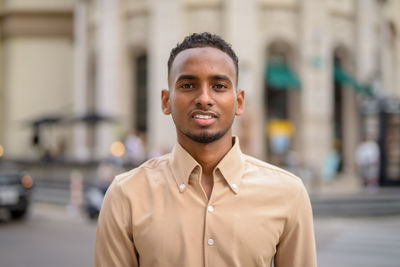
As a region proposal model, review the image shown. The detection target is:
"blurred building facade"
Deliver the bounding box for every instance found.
[1,0,400,182]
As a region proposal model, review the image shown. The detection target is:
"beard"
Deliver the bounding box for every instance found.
[178,117,234,144]
[170,103,236,144]
[182,129,227,143]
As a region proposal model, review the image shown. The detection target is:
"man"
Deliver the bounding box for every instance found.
[95,32,317,267]
[355,136,380,191]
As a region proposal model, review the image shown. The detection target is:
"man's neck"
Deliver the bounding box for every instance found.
[178,134,233,176]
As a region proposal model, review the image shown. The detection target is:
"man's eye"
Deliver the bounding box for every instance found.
[213,84,228,90]
[180,84,195,89]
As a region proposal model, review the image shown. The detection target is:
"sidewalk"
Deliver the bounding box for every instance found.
[309,174,400,217]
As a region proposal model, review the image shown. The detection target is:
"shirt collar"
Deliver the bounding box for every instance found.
[169,142,200,188]
[169,136,245,194]
[214,136,244,194]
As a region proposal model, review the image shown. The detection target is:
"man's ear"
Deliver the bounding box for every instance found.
[235,89,245,116]
[161,89,171,115]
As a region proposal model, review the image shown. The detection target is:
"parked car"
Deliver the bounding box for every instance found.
[0,170,34,219]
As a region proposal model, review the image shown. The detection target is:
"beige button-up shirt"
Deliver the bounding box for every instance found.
[95,137,317,267]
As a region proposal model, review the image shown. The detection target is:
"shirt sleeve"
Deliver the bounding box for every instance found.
[94,180,139,267]
[274,182,317,267]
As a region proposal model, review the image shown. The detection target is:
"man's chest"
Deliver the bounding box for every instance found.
[130,184,288,267]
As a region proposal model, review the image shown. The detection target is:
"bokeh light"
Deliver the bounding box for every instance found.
[110,141,125,158]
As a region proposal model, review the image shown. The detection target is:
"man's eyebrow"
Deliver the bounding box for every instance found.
[211,75,230,82]
[176,74,197,82]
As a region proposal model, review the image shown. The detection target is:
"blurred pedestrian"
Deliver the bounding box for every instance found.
[124,130,146,165]
[95,32,316,267]
[96,157,123,193]
[355,136,380,191]
[321,138,341,181]
[266,119,294,165]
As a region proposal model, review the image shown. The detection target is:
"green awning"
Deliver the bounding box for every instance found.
[334,64,373,97]
[265,61,301,90]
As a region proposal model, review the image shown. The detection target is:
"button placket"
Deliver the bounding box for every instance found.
[203,171,220,265]
[203,205,213,266]
[204,201,216,265]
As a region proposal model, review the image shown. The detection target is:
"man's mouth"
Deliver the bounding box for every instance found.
[193,114,213,120]
[191,112,218,126]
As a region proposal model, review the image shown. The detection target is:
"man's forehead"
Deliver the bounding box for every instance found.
[172,47,233,65]
[169,47,237,83]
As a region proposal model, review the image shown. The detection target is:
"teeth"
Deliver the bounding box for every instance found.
[194,114,212,119]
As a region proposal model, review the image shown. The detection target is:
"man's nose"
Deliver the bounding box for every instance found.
[195,86,214,107]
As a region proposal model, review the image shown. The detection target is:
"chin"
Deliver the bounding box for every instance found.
[184,130,227,144]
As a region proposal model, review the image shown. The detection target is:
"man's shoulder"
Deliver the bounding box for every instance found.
[241,154,310,206]
[241,154,303,186]
[113,153,171,186]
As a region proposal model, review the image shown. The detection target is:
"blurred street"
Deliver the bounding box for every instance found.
[0,202,399,267]
[315,216,400,267]
[0,203,96,267]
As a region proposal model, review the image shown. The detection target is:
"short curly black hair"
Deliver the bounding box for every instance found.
[168,32,239,84]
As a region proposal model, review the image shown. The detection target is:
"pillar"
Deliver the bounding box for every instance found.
[73,1,89,160]
[95,0,130,159]
[299,0,331,177]
[224,0,263,157]
[147,0,180,154]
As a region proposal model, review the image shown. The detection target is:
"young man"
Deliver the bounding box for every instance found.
[95,32,317,267]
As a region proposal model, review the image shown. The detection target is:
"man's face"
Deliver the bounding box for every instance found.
[162,47,244,144]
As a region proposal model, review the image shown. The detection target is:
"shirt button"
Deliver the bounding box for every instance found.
[207,238,214,246]
[207,205,214,212]
[231,183,238,190]
[179,183,186,192]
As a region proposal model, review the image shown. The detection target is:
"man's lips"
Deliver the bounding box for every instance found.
[191,111,218,127]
